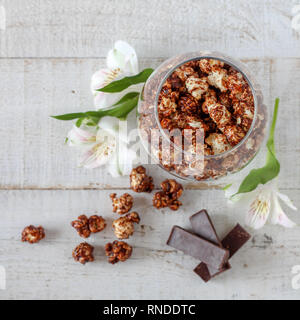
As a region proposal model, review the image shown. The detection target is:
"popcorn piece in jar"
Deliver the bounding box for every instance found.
[130,166,154,193]
[21,225,45,244]
[72,242,94,264]
[174,65,198,82]
[207,68,228,92]
[240,86,254,106]
[112,212,140,239]
[233,101,254,131]
[71,215,91,238]
[226,70,247,102]
[185,76,209,100]
[202,88,217,113]
[178,94,199,115]
[223,124,245,146]
[105,240,132,264]
[151,57,258,181]
[160,76,183,99]
[158,96,177,117]
[198,58,224,74]
[206,133,232,155]
[110,193,133,215]
[207,103,232,129]
[88,215,106,233]
[169,73,184,91]
[219,91,232,108]
[185,115,209,134]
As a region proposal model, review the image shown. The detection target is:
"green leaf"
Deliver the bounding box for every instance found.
[97,68,154,93]
[223,184,232,191]
[75,118,84,128]
[232,98,280,198]
[51,112,85,121]
[51,92,139,124]
[102,92,139,120]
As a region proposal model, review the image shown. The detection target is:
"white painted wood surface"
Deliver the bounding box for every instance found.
[0,0,300,300]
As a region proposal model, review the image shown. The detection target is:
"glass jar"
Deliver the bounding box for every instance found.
[138,51,268,182]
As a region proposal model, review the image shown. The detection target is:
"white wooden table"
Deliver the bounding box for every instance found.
[1,0,300,300]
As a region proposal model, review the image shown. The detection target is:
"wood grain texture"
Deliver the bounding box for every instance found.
[1,57,300,189]
[0,57,272,189]
[0,0,299,58]
[0,0,300,300]
[0,189,299,300]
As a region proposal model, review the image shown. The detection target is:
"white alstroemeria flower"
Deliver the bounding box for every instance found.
[91,41,138,109]
[225,179,297,229]
[67,116,137,176]
[79,129,116,169]
[224,99,297,229]
[98,116,137,176]
[67,125,97,146]
[107,140,137,177]
[106,40,138,74]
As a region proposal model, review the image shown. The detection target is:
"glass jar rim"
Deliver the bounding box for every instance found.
[153,54,258,159]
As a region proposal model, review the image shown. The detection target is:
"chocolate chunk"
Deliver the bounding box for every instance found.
[221,224,251,258]
[167,226,229,270]
[190,209,221,244]
[193,222,251,282]
[190,210,231,282]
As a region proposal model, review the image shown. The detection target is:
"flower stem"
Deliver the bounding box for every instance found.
[267,98,279,156]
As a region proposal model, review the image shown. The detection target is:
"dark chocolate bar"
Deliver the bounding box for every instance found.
[221,223,251,258]
[167,225,229,270]
[193,223,251,282]
[190,210,231,281]
[190,209,222,244]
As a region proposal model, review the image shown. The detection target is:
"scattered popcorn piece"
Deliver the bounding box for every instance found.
[21,225,45,244]
[153,191,182,211]
[160,179,183,200]
[105,240,132,264]
[110,193,133,215]
[71,215,91,238]
[112,212,140,239]
[72,242,94,264]
[88,215,106,233]
[153,179,183,211]
[130,166,154,193]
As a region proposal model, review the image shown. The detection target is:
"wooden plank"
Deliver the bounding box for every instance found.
[0,57,275,189]
[0,0,299,59]
[0,189,299,299]
[270,59,300,189]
